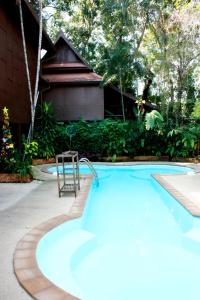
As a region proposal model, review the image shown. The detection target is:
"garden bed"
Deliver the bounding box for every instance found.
[32,158,56,166]
[0,173,32,183]
[101,156,169,162]
[171,157,199,163]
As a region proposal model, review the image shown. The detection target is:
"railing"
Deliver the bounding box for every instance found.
[79,158,99,185]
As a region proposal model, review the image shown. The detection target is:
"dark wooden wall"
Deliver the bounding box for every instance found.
[50,42,79,64]
[43,86,104,121]
[104,86,136,119]
[0,6,37,124]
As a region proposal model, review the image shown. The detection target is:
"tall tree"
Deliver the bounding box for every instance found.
[143,0,200,124]
[37,0,200,122]
[19,0,43,141]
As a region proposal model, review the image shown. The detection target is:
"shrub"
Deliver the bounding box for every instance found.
[34,102,58,159]
[31,102,200,160]
[0,107,36,177]
[0,107,16,172]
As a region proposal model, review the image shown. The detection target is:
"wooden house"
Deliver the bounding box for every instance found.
[42,32,156,121]
[104,85,157,119]
[41,32,104,121]
[0,0,156,140]
[0,0,54,138]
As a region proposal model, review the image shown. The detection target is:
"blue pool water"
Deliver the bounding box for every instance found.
[37,164,200,300]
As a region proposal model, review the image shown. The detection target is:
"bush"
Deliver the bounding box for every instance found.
[0,107,37,177]
[32,102,200,160]
[55,119,166,158]
[34,102,58,159]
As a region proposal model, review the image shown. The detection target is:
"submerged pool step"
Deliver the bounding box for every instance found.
[37,228,95,298]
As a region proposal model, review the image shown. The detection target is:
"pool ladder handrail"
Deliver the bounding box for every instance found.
[79,158,99,185]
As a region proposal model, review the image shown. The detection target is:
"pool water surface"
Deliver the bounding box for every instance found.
[37,164,200,300]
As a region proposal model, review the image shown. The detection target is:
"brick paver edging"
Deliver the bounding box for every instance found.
[152,174,200,216]
[13,175,93,300]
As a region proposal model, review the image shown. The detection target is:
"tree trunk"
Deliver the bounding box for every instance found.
[19,0,33,141]
[19,0,43,142]
[119,69,125,122]
[176,68,184,125]
[32,0,43,139]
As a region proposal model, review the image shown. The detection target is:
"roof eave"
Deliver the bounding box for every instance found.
[43,80,102,87]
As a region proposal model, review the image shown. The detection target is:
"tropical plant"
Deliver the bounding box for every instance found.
[34,102,58,159]
[145,110,164,131]
[23,139,38,162]
[0,107,34,177]
[166,124,200,160]
[36,0,200,124]
[192,101,200,119]
[0,107,15,172]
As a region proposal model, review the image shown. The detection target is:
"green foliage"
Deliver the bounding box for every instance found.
[56,119,130,158]
[54,118,168,158]
[39,0,200,125]
[23,138,38,163]
[0,107,35,177]
[34,102,58,159]
[184,73,196,118]
[0,107,16,173]
[54,117,200,160]
[24,141,38,158]
[0,101,194,163]
[14,154,33,178]
[166,124,200,159]
[13,139,39,177]
[145,110,164,130]
[192,101,200,119]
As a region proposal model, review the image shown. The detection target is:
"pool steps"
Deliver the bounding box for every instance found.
[37,226,95,298]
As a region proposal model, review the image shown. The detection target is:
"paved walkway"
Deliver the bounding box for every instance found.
[0,162,200,300]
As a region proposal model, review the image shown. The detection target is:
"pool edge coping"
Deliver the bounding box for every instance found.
[40,161,200,175]
[13,175,93,300]
[152,174,200,217]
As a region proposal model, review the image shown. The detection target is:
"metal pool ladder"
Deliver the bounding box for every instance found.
[79,158,99,185]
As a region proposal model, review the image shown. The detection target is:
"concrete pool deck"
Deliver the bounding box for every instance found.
[153,172,200,216]
[0,162,200,300]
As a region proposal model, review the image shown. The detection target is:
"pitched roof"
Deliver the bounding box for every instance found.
[42,31,91,69]
[107,85,158,110]
[2,0,55,54]
[41,73,102,85]
[56,31,91,67]
[42,32,102,85]
[42,62,88,70]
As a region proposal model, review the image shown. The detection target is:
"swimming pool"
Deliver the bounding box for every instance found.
[37,164,200,300]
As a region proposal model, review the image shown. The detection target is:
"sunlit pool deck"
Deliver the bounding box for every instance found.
[12,162,200,300]
[153,172,200,216]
